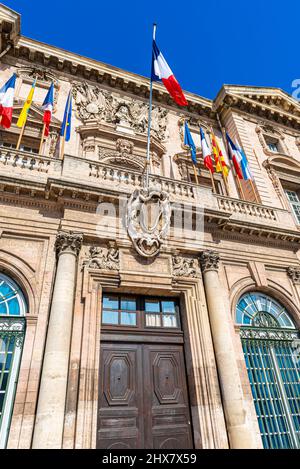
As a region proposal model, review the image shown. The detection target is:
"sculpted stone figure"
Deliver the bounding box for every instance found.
[83,245,120,270]
[172,255,199,277]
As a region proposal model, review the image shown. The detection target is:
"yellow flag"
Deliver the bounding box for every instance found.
[17,79,36,128]
[212,132,229,179]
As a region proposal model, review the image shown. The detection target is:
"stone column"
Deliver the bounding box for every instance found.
[32,231,83,449]
[200,250,256,449]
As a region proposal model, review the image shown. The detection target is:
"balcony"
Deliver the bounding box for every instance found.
[0,148,298,240]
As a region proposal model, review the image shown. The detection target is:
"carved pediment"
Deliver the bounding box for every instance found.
[264,154,300,172]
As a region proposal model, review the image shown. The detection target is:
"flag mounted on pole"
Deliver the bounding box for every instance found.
[60,91,72,158]
[16,78,36,150]
[211,132,229,178]
[42,82,54,137]
[200,128,214,172]
[17,79,36,128]
[184,121,197,165]
[0,73,16,129]
[60,91,72,142]
[226,133,244,180]
[237,143,253,181]
[152,40,188,107]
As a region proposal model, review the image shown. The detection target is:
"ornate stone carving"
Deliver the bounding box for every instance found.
[125,188,171,258]
[172,255,199,277]
[48,130,60,158]
[72,82,113,121]
[17,66,58,85]
[116,138,134,156]
[72,81,168,140]
[83,245,119,270]
[55,231,83,257]
[287,266,300,284]
[98,138,144,170]
[200,250,220,273]
[256,124,290,156]
[263,163,282,198]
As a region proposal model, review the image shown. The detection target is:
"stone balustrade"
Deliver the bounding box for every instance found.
[0,149,297,231]
[89,161,195,199]
[0,148,61,175]
[216,195,277,221]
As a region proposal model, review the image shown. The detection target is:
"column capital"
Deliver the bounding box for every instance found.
[200,250,220,273]
[55,230,83,257]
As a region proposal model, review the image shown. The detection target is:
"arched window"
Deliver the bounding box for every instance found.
[237,292,300,449]
[0,273,26,448]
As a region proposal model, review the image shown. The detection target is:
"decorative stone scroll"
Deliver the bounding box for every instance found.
[172,255,200,278]
[287,266,300,285]
[83,245,120,270]
[125,188,171,258]
[199,250,220,273]
[72,81,168,140]
[55,231,83,257]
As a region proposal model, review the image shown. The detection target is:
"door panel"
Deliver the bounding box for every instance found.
[97,342,193,449]
[97,343,144,449]
[144,345,193,449]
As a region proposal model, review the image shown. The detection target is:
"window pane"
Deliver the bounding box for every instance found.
[145,314,161,327]
[102,310,118,324]
[121,298,136,311]
[145,300,160,313]
[162,315,178,328]
[121,312,136,326]
[102,296,118,310]
[161,301,176,313]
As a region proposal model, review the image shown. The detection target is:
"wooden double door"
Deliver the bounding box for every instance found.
[97,341,193,449]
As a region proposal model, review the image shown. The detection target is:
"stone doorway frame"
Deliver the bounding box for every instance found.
[71,251,228,449]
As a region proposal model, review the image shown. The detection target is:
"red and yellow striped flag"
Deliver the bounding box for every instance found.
[211,133,229,179]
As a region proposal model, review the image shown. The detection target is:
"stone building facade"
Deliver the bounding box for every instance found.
[0,4,299,449]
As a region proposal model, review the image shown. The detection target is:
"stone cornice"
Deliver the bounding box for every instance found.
[214,87,300,131]
[7,36,214,117]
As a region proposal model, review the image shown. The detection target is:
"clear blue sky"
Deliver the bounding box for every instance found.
[3,0,299,99]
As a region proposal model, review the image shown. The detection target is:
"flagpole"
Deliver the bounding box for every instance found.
[193,161,199,185]
[39,123,46,155]
[16,122,26,151]
[209,168,216,193]
[145,23,157,191]
[210,127,230,196]
[60,90,71,160]
[236,137,260,204]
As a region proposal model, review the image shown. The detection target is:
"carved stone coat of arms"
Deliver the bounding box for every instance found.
[125,189,171,258]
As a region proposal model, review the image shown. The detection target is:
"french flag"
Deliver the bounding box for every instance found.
[0,73,16,129]
[152,40,188,107]
[200,127,214,172]
[42,82,54,137]
[226,133,244,180]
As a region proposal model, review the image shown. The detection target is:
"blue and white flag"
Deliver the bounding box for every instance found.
[184,121,197,164]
